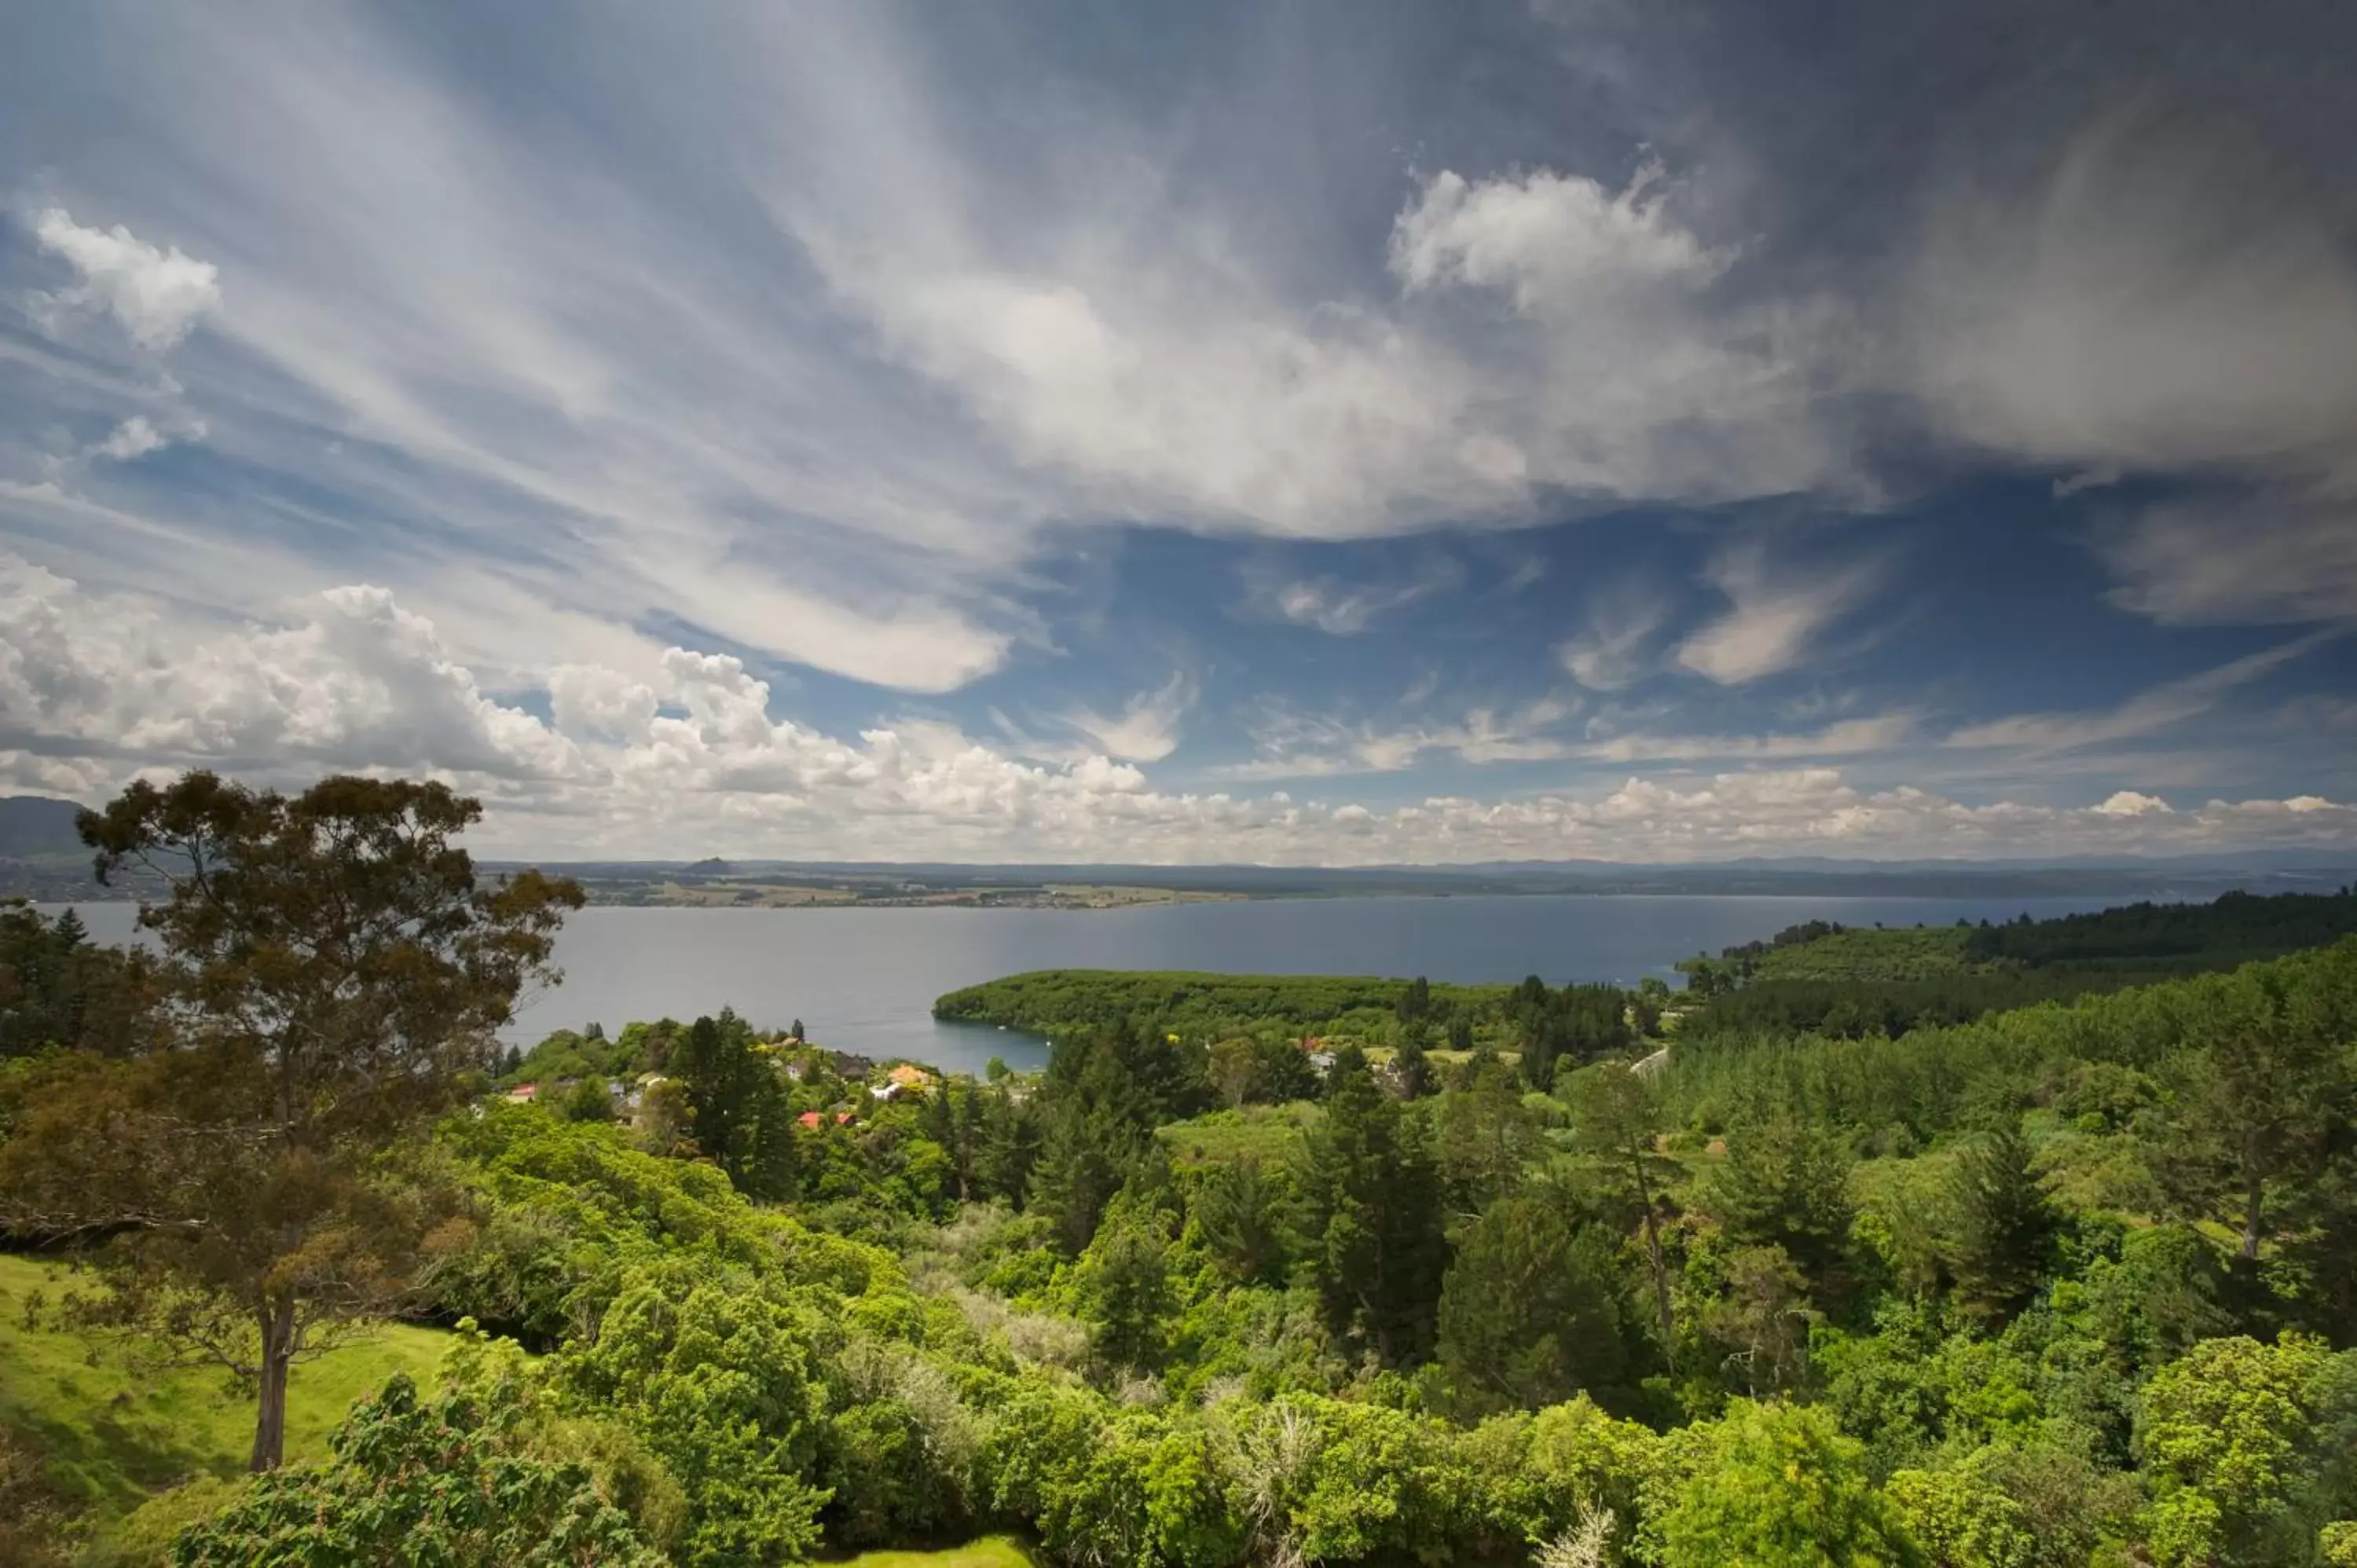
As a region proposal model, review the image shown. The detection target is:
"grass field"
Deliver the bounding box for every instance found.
[840,1539,1037,1567]
[0,1255,449,1526]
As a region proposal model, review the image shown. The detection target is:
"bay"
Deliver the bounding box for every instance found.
[44,892,2124,1075]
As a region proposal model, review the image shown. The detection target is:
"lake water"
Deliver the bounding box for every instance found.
[47,893,2124,1075]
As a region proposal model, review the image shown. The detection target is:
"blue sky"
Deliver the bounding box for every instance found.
[2,0,2354,863]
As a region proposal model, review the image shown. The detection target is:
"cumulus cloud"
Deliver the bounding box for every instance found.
[31,209,222,351]
[1673,540,1885,685]
[0,554,581,780]
[0,556,2348,862]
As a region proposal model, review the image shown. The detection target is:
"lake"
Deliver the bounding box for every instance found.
[48,892,2125,1075]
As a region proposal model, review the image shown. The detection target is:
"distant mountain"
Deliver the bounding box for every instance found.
[0,796,86,859]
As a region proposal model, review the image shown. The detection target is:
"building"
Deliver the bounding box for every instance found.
[504,1083,539,1102]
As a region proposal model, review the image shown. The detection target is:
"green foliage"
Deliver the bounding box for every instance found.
[552,1265,832,1566]
[1709,1118,1857,1304]
[0,899,155,1059]
[2138,1332,2357,1568]
[1302,1046,1447,1361]
[1940,1126,2056,1324]
[933,969,1521,1048]
[172,1370,660,1566]
[0,771,581,1471]
[673,1010,801,1201]
[1653,1399,1923,1567]
[1885,1464,2034,1568]
[1439,1195,1636,1414]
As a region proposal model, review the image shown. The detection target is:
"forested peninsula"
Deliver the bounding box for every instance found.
[4,776,2357,1567]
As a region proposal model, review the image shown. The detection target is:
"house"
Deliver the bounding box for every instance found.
[504,1083,539,1102]
[886,1064,935,1090]
[835,1111,856,1126]
[797,1111,824,1130]
[1307,1051,1336,1075]
[830,1051,875,1079]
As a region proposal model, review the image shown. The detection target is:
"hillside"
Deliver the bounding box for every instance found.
[0,797,83,860]
[1673,885,2357,1038]
[0,1255,448,1530]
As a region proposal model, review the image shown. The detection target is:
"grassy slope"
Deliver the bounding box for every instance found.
[840,1539,1038,1567]
[0,1255,448,1524]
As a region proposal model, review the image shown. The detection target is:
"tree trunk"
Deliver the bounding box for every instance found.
[249,1297,297,1472]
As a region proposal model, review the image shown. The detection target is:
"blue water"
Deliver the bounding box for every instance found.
[46,893,2122,1075]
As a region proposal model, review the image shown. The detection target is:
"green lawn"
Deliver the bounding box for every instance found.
[840,1539,1037,1568]
[0,1255,450,1526]
[1154,1101,1323,1167]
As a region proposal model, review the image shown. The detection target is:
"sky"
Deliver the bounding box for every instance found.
[2,0,2355,865]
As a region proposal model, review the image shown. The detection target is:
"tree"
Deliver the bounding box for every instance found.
[1438,1195,1631,1412]
[2139,1332,2352,1568]
[174,1371,662,1566]
[1434,1053,1545,1218]
[1076,1192,1177,1372]
[1565,1061,1680,1364]
[1392,1032,1432,1100]
[670,1011,797,1202]
[561,1075,616,1123]
[1710,1118,1857,1306]
[1300,1046,1448,1361]
[1192,1153,1289,1285]
[1941,1124,2054,1324]
[0,899,155,1058]
[2154,960,2355,1260]
[1655,1399,1923,1568]
[1703,1244,1820,1398]
[0,772,581,1471]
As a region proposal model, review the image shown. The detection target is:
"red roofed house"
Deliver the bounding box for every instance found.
[797,1111,824,1130]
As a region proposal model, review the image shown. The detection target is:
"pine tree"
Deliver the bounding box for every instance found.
[1393,1033,1431,1099]
[1709,1119,1857,1307]
[1941,1123,2052,1323]
[1302,1046,1448,1361]
[1438,1196,1632,1413]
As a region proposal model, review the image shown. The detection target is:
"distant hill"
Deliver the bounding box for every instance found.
[0,796,86,859]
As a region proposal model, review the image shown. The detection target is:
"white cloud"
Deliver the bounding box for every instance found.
[2098,496,2357,626]
[1945,632,2341,752]
[90,415,205,463]
[1912,104,2357,481]
[1390,162,1732,310]
[1573,713,1914,764]
[1673,540,1885,685]
[1243,559,1464,636]
[32,209,222,351]
[1557,586,1673,690]
[1049,673,1197,764]
[0,553,582,779]
[0,556,2348,863]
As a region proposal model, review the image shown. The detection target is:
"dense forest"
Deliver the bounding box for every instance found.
[3,777,2356,1566]
[1672,886,2357,1040]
